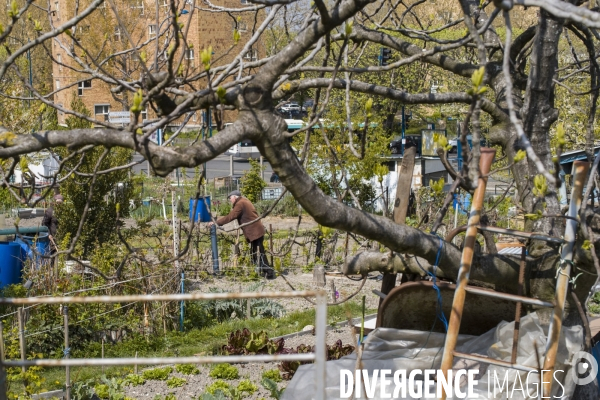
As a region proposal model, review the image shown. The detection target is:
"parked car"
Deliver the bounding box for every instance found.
[277,109,306,119]
[281,102,300,112]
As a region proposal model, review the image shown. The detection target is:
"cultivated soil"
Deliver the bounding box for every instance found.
[124,273,383,399]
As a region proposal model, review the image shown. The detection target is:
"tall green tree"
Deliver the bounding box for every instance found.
[56,97,134,257]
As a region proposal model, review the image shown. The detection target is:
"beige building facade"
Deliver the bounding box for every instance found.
[51,0,260,129]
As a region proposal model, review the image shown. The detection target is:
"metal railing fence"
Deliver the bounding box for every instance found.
[0,290,327,400]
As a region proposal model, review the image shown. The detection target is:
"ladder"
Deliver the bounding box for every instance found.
[438,148,589,399]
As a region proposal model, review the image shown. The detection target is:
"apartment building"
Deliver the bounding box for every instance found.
[51,0,261,129]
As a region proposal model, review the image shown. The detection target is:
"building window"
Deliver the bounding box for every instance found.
[114,27,121,42]
[94,104,110,120]
[244,48,258,62]
[141,108,147,121]
[185,49,194,66]
[148,24,157,38]
[131,0,144,15]
[55,80,60,90]
[78,80,91,96]
[57,54,62,71]
[55,1,59,12]
[240,0,247,3]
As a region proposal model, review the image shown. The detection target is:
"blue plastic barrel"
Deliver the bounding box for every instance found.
[0,242,23,288]
[189,196,211,222]
[14,233,50,267]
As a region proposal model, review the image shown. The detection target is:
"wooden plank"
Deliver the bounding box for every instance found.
[379,146,416,307]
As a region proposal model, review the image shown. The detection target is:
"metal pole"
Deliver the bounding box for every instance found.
[0,290,324,305]
[101,338,104,373]
[17,307,26,374]
[0,321,6,400]
[401,105,405,154]
[314,291,327,400]
[511,246,527,365]
[210,225,220,273]
[64,306,70,400]
[453,195,459,244]
[180,271,185,332]
[542,160,589,397]
[202,111,207,183]
[229,155,234,177]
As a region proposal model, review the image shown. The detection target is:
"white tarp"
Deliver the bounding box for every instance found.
[283,313,591,399]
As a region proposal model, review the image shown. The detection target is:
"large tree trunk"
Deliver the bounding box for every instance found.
[520,11,564,238]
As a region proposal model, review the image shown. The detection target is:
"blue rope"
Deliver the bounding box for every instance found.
[63,347,70,358]
[417,236,449,331]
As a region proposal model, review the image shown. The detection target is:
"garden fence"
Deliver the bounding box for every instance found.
[0,290,328,400]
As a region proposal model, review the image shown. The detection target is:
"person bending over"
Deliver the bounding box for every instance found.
[208,191,275,279]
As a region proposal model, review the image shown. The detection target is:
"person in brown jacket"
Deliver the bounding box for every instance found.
[208,190,275,279]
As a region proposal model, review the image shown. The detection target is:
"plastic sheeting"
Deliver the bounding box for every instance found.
[283,313,589,399]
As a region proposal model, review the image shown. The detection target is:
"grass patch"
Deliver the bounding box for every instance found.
[36,300,374,388]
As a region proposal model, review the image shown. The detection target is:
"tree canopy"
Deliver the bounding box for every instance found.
[2,0,600,327]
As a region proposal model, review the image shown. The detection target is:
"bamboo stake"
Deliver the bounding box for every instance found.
[439,148,496,400]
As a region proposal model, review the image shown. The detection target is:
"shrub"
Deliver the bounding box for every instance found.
[262,369,282,383]
[142,366,173,380]
[240,160,266,203]
[166,376,187,388]
[175,363,200,375]
[209,363,239,380]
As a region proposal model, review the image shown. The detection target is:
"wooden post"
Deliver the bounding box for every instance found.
[101,338,105,373]
[63,306,71,400]
[260,156,264,180]
[269,224,274,267]
[344,232,349,261]
[379,146,416,306]
[162,303,167,335]
[313,265,326,287]
[134,352,138,374]
[17,307,26,374]
[246,299,251,319]
[330,280,336,303]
